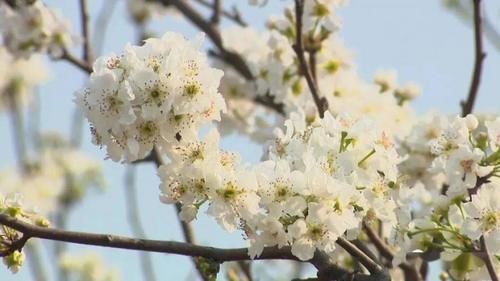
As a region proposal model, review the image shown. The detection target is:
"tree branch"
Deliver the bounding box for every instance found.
[363,222,423,281]
[78,0,93,63]
[0,213,392,281]
[60,50,92,74]
[292,0,327,118]
[461,0,485,116]
[336,237,382,275]
[479,236,499,281]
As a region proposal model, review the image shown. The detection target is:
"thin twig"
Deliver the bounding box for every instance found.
[0,212,388,281]
[461,0,485,116]
[79,0,93,63]
[362,222,423,281]
[0,213,303,265]
[292,0,327,118]
[60,50,92,74]
[480,236,499,281]
[124,166,157,281]
[336,237,382,274]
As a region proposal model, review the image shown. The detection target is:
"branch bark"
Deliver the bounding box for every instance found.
[479,236,499,281]
[292,0,327,118]
[79,0,93,63]
[0,213,392,281]
[60,50,92,74]
[363,222,423,281]
[461,0,485,116]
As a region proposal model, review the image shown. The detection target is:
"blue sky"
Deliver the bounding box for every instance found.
[1,0,499,280]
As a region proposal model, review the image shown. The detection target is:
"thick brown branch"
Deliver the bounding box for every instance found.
[0,213,391,281]
[0,213,297,262]
[292,0,327,118]
[461,0,485,116]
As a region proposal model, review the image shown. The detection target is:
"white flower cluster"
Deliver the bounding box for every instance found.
[217,5,416,141]
[75,32,226,162]
[387,114,500,279]
[60,252,120,281]
[0,0,74,58]
[159,111,406,261]
[0,47,47,112]
[399,114,498,195]
[0,133,104,216]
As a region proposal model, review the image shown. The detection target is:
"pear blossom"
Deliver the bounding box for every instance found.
[158,110,406,261]
[76,32,226,162]
[462,184,500,254]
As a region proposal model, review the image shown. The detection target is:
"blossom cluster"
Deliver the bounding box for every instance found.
[388,115,500,279]
[0,0,74,58]
[0,47,47,112]
[75,32,226,162]
[216,5,418,142]
[159,111,406,261]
